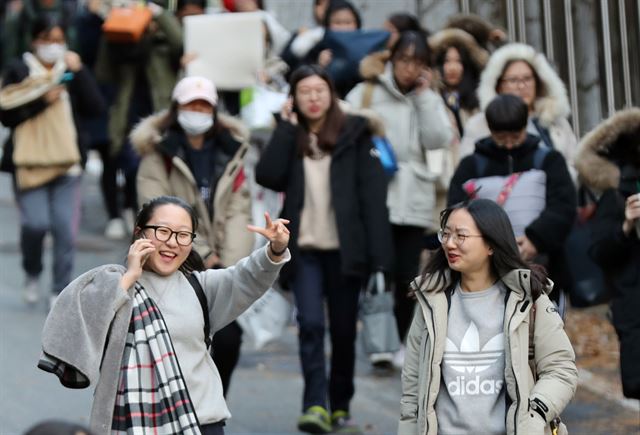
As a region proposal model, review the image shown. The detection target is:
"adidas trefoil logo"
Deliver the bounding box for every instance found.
[444,322,505,396]
[444,322,503,374]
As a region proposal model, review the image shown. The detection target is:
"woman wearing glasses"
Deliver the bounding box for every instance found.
[398,198,577,435]
[458,43,578,179]
[40,195,290,434]
[130,76,256,403]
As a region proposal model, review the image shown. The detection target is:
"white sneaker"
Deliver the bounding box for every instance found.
[122,209,135,233]
[370,352,394,368]
[392,345,406,369]
[104,218,127,240]
[23,276,39,304]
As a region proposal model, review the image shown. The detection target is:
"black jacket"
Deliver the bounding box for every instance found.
[0,57,106,173]
[589,183,640,399]
[255,115,393,286]
[448,134,576,253]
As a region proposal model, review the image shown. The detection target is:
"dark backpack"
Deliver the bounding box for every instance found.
[185,273,211,349]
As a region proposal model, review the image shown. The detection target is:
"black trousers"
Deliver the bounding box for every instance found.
[211,320,243,397]
[391,224,426,341]
[200,421,225,435]
[291,250,361,413]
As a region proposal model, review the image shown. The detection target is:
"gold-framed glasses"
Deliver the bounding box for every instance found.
[437,229,483,246]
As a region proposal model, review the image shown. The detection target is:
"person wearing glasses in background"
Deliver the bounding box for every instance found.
[458,43,578,180]
[40,195,290,434]
[130,76,254,399]
[398,198,577,435]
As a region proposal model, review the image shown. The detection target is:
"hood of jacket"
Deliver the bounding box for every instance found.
[429,28,489,72]
[574,107,640,191]
[477,43,571,128]
[130,110,250,156]
[358,49,391,81]
[445,13,498,49]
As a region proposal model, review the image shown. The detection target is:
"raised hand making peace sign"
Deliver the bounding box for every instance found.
[247,212,290,260]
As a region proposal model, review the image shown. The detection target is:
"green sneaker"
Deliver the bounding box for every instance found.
[331,410,362,434]
[297,405,332,434]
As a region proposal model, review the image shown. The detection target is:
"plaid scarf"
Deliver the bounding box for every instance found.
[112,282,201,434]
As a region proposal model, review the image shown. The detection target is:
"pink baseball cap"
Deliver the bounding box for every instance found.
[172,76,218,106]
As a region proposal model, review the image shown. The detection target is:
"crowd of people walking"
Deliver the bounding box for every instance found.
[0,0,638,434]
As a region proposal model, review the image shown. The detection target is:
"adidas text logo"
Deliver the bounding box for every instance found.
[447,375,504,396]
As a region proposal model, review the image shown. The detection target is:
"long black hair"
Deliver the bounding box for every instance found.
[131,196,205,274]
[420,199,547,300]
[435,43,480,111]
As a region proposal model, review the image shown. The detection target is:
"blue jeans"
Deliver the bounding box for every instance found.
[16,174,82,294]
[292,250,361,413]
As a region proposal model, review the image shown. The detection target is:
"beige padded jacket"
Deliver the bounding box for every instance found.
[398,269,577,435]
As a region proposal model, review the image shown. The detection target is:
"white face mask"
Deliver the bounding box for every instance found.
[177,110,214,136]
[36,43,67,64]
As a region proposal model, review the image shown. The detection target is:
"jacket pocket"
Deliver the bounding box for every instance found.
[408,162,436,215]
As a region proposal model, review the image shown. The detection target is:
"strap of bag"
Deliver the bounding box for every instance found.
[532,145,550,170]
[473,153,490,177]
[496,173,521,206]
[360,81,375,109]
[186,273,211,349]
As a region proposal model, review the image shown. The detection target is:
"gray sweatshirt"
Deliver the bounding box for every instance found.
[40,245,289,434]
[435,282,507,435]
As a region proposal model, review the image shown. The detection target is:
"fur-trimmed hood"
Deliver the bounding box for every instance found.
[358,50,391,81]
[338,99,386,137]
[130,110,250,156]
[574,108,640,191]
[445,13,499,49]
[477,43,571,127]
[429,28,489,71]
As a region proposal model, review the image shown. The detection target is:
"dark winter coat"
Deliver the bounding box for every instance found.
[448,134,577,290]
[255,114,393,286]
[575,107,640,399]
[0,57,106,173]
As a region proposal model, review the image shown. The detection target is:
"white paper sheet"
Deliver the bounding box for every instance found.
[184,12,264,90]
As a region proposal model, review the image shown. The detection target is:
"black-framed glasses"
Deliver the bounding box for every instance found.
[143,225,196,246]
[437,229,483,246]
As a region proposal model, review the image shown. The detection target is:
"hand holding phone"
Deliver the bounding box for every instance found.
[281,96,298,126]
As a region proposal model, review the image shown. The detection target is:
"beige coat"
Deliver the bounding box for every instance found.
[131,112,253,267]
[459,43,578,178]
[399,269,577,435]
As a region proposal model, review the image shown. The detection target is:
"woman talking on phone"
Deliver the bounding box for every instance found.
[346,30,453,368]
[256,64,392,434]
[131,75,254,397]
[39,195,290,434]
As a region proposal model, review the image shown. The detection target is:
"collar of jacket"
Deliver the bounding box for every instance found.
[474,133,541,161]
[376,64,417,100]
[158,127,241,161]
[413,268,552,302]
